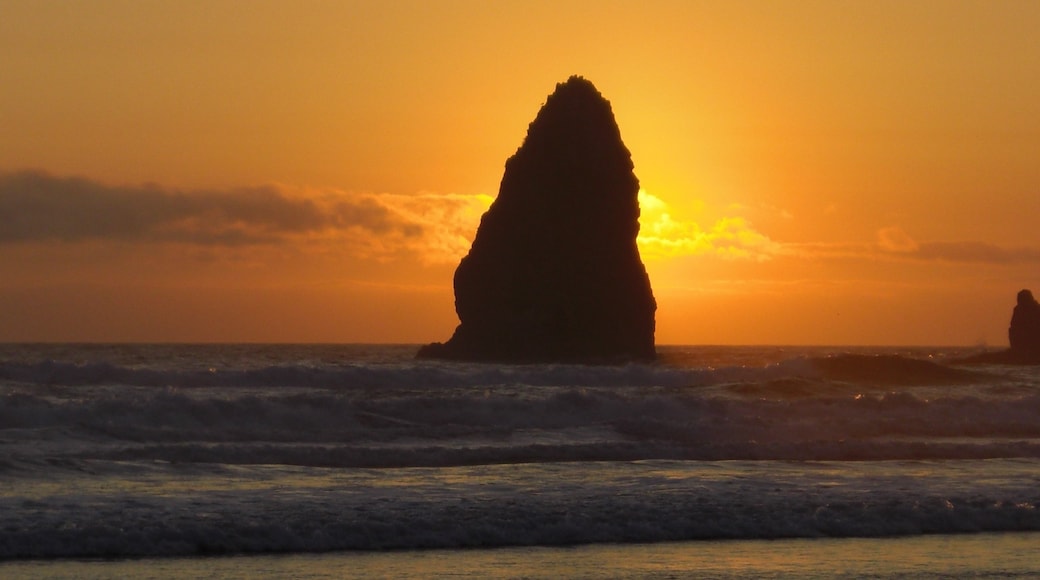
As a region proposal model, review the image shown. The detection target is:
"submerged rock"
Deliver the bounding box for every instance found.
[418,76,656,363]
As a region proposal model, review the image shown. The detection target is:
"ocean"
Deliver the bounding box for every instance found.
[1,344,1039,577]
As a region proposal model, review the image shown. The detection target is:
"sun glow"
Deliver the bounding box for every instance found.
[637,190,783,262]
[4,1,1040,345]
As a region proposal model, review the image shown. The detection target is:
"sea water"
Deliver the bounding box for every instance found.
[1,344,1038,576]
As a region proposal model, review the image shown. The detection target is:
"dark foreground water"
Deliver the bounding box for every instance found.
[1,344,1038,572]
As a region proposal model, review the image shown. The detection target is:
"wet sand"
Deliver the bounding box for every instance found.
[3,532,1038,579]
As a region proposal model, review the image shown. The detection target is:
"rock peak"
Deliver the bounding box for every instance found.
[418,78,656,363]
[549,75,604,100]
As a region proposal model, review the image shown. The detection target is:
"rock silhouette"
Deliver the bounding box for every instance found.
[418,76,656,363]
[1009,289,1040,358]
[956,288,1040,365]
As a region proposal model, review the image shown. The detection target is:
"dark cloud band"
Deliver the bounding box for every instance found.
[0,170,415,245]
[913,241,1040,264]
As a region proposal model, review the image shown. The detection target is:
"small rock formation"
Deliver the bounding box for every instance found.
[956,288,1040,365]
[418,76,656,363]
[1009,289,1040,358]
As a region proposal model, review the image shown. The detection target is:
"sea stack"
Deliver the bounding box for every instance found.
[418,76,656,363]
[956,289,1040,365]
[1009,289,1040,360]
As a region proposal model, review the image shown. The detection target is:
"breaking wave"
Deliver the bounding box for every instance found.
[2,345,1040,560]
[2,459,1039,559]
[0,350,993,390]
[3,360,1037,468]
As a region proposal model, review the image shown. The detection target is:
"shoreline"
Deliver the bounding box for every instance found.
[3,532,1039,579]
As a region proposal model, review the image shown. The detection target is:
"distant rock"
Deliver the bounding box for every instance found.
[957,289,1040,365]
[1009,289,1040,357]
[418,76,656,363]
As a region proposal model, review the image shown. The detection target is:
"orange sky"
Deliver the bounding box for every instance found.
[2,0,1039,345]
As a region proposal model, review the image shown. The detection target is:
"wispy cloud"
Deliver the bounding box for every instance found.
[788,227,1040,265]
[7,171,1037,269]
[0,170,490,264]
[376,192,493,264]
[635,192,1040,268]
[0,170,411,244]
[876,226,919,253]
[875,227,1040,264]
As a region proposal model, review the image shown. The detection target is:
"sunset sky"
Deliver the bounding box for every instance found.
[2,0,1039,345]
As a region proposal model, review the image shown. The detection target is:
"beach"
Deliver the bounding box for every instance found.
[4,533,1039,579]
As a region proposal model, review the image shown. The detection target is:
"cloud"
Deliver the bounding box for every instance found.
[376,192,493,264]
[911,241,1040,264]
[636,190,786,261]
[634,194,1040,268]
[10,171,1036,269]
[0,170,491,264]
[0,170,411,244]
[871,226,1040,264]
[876,226,919,253]
[789,227,1040,265]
